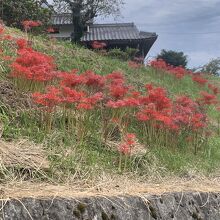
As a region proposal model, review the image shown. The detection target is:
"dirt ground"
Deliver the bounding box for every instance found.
[1,176,220,199]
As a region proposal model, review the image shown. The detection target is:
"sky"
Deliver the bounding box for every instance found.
[96,0,220,68]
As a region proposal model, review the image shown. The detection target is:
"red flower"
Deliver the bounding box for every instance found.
[198,91,217,105]
[3,35,13,41]
[16,38,28,49]
[58,70,85,87]
[0,25,4,34]
[11,48,56,82]
[91,41,107,49]
[61,86,85,104]
[83,70,106,88]
[208,83,219,95]
[118,143,130,154]
[192,75,208,86]
[77,103,93,110]
[32,86,61,109]
[22,20,42,31]
[47,27,55,33]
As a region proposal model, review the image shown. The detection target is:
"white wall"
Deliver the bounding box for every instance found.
[50,25,74,39]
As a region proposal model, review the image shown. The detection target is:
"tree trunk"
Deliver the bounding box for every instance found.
[71,2,84,43]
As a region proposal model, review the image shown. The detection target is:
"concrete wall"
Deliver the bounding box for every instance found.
[1,192,220,219]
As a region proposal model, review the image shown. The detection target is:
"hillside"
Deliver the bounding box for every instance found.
[1,25,220,190]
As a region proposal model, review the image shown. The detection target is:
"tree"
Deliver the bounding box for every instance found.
[52,0,124,42]
[1,0,52,28]
[156,49,188,68]
[201,58,220,76]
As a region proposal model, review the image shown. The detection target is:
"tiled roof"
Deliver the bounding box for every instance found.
[81,23,157,41]
[51,14,93,25]
[51,13,72,25]
[51,14,157,42]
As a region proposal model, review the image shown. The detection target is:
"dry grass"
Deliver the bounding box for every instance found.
[0,139,49,170]
[0,174,220,199]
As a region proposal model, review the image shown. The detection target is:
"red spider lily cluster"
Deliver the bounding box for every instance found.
[91,41,107,49]
[149,59,220,97]
[9,39,212,151]
[198,91,217,106]
[11,42,56,82]
[22,20,42,31]
[149,59,188,79]
[2,22,220,160]
[192,75,208,86]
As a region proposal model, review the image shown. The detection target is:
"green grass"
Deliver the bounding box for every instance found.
[1,27,220,182]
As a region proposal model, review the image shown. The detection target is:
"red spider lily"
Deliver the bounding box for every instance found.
[22,20,42,31]
[118,133,136,155]
[169,66,186,79]
[61,86,85,104]
[76,92,103,110]
[58,71,81,86]
[128,61,141,69]
[142,85,171,111]
[86,92,103,105]
[46,27,55,33]
[16,38,28,49]
[0,26,4,34]
[82,70,106,88]
[118,143,130,154]
[149,59,188,79]
[208,83,219,95]
[3,35,13,41]
[191,113,207,130]
[77,103,93,110]
[58,70,86,87]
[106,100,126,108]
[149,59,169,70]
[125,133,136,145]
[192,75,208,86]
[106,97,139,109]
[11,48,56,82]
[130,91,141,98]
[32,86,61,109]
[109,84,129,99]
[106,71,124,81]
[91,41,107,49]
[198,91,217,105]
[172,95,207,129]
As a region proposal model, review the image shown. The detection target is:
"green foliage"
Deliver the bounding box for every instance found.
[107,47,138,61]
[107,48,129,61]
[157,49,188,68]
[1,0,52,28]
[125,47,139,60]
[201,57,220,76]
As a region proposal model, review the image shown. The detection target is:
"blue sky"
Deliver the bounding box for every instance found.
[96,0,220,68]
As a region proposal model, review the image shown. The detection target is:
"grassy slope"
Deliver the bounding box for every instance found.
[1,27,220,182]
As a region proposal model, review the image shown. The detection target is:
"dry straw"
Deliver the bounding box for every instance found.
[0,139,49,170]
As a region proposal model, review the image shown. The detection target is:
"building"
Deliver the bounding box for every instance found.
[50,14,158,57]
